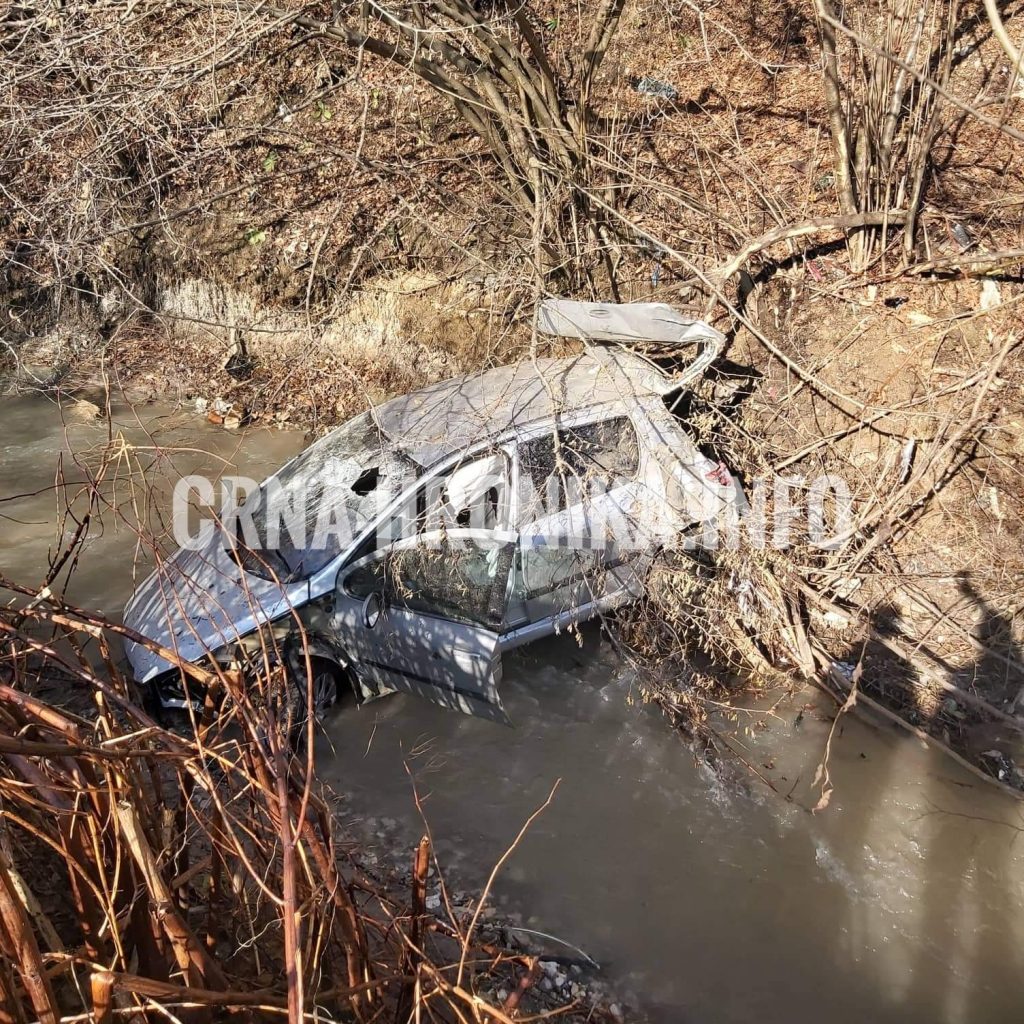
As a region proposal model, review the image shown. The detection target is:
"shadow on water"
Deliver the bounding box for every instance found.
[905,583,1024,1023]
[811,606,901,1020]
[833,595,1024,1023]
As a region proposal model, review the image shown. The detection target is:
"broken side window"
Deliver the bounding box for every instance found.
[376,449,510,547]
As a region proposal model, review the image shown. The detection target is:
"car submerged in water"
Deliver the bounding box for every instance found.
[123,302,742,725]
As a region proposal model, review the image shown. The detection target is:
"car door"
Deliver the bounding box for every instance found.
[502,414,653,647]
[329,446,515,722]
[331,529,515,723]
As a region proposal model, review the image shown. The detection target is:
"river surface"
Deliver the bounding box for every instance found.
[2,393,1023,1023]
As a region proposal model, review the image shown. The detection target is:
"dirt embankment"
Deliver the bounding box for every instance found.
[5,0,1021,378]
[737,273,1024,789]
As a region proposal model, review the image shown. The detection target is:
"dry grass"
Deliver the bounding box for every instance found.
[0,589,616,1022]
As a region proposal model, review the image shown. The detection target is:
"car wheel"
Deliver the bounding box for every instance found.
[142,679,167,725]
[286,657,341,745]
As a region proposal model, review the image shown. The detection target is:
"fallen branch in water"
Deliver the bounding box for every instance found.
[812,645,1024,802]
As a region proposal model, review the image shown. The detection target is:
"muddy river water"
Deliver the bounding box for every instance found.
[2,393,1023,1023]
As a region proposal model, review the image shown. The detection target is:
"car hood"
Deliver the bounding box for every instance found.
[123,530,310,683]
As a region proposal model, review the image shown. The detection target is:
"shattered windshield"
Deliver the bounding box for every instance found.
[237,413,415,581]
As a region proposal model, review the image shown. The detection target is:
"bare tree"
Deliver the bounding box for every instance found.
[812,0,956,268]
[288,0,627,289]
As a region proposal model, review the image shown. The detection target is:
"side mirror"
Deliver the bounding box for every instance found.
[361,591,384,629]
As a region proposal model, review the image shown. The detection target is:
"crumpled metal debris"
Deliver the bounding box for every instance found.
[536,299,723,345]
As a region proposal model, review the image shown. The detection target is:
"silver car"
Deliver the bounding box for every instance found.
[124,305,740,724]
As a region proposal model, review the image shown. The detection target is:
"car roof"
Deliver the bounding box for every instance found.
[372,346,670,467]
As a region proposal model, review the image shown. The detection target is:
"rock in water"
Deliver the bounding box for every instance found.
[67,398,101,421]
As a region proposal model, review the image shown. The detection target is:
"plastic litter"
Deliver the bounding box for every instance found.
[633,76,679,100]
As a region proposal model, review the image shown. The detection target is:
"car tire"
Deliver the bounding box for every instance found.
[286,656,341,747]
[142,679,167,725]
